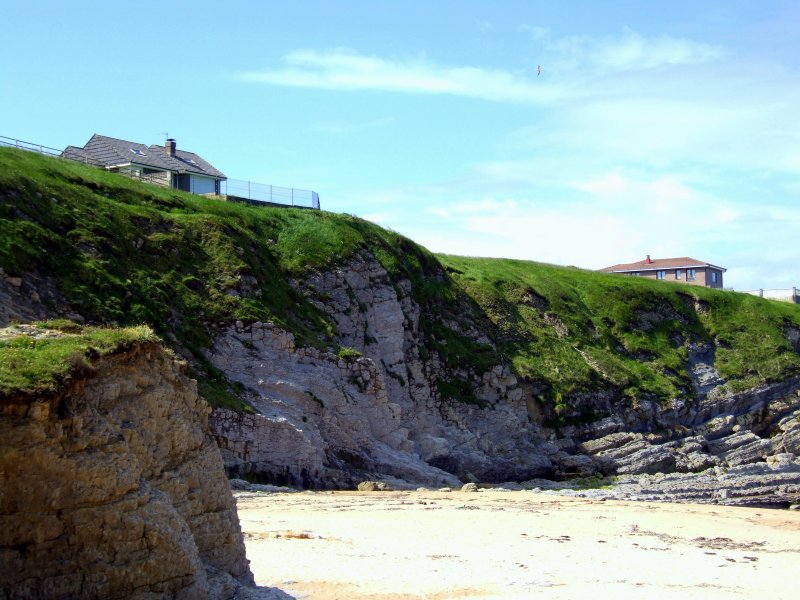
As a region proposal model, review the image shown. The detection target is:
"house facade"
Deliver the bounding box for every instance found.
[63,134,226,195]
[599,256,726,289]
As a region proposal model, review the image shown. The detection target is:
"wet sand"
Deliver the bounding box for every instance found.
[236,490,800,599]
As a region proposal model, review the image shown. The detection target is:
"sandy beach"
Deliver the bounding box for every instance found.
[236,490,800,600]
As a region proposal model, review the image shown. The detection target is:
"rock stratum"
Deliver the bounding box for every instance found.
[206,252,800,506]
[0,332,254,598]
[2,146,800,512]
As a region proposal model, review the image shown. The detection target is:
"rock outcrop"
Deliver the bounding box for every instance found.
[208,251,555,489]
[206,251,800,506]
[520,456,800,507]
[0,339,254,598]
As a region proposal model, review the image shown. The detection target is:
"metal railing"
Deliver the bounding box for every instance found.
[1,135,321,210]
[115,168,170,187]
[1,135,64,158]
[220,178,320,209]
[742,287,799,304]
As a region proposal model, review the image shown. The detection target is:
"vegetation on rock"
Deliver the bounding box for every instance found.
[0,321,158,396]
[2,147,799,417]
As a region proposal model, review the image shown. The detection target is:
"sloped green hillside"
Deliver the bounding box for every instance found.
[437,256,800,411]
[2,147,799,416]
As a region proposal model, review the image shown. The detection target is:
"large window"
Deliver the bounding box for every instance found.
[675,269,683,280]
[711,271,718,284]
[657,270,666,280]
[687,268,696,281]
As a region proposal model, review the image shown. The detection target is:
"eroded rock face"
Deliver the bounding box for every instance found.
[207,252,555,488]
[0,342,253,599]
[206,251,800,505]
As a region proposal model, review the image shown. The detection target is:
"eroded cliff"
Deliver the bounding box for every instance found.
[206,251,800,506]
[3,147,800,507]
[0,327,253,598]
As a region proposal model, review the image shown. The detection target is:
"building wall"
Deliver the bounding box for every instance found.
[702,268,724,289]
[622,267,723,288]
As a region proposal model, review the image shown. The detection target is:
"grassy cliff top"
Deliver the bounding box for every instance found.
[0,321,159,397]
[437,255,800,406]
[2,147,799,410]
[0,147,438,349]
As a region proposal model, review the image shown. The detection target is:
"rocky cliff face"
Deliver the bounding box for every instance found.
[207,251,554,489]
[0,338,253,598]
[207,251,800,506]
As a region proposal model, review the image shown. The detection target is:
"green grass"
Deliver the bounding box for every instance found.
[337,346,363,360]
[2,147,799,417]
[0,322,159,397]
[0,148,429,350]
[436,255,800,418]
[0,147,442,403]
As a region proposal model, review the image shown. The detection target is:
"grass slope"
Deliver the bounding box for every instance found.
[437,255,800,416]
[0,321,158,397]
[2,147,799,416]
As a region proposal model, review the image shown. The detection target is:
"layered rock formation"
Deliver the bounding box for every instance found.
[0,337,254,598]
[208,252,553,489]
[206,251,800,506]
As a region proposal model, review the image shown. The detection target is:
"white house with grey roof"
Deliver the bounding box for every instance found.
[63,134,226,195]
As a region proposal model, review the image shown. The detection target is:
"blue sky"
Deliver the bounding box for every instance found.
[2,1,798,291]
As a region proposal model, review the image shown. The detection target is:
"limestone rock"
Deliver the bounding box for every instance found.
[0,342,253,598]
[358,481,391,491]
[207,251,554,488]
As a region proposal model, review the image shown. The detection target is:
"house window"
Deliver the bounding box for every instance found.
[630,272,640,277]
[656,270,666,280]
[711,272,718,284]
[687,269,696,281]
[676,269,683,280]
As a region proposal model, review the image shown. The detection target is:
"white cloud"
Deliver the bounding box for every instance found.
[237,29,798,290]
[238,48,563,103]
[528,27,725,74]
[363,168,800,291]
[237,30,726,104]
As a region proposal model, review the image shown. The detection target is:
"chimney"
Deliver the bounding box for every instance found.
[166,138,176,156]
[646,254,652,264]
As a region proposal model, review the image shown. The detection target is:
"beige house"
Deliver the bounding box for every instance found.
[600,256,726,288]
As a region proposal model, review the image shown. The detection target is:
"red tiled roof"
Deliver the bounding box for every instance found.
[600,256,726,273]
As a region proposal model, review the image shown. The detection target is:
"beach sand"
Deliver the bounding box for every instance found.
[236,490,800,599]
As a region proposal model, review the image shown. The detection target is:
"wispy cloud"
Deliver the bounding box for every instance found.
[238,48,559,103]
[237,28,797,289]
[237,28,727,106]
[345,167,799,290]
[524,26,725,74]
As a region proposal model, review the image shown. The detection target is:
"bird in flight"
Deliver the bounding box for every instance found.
[537,65,542,76]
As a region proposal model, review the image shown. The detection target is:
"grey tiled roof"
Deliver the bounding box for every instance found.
[154,145,227,179]
[61,145,100,165]
[73,134,226,179]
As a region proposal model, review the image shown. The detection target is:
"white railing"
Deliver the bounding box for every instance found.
[1,135,64,158]
[220,179,320,210]
[742,287,799,304]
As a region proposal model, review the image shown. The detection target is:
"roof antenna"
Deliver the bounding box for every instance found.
[158,132,169,142]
